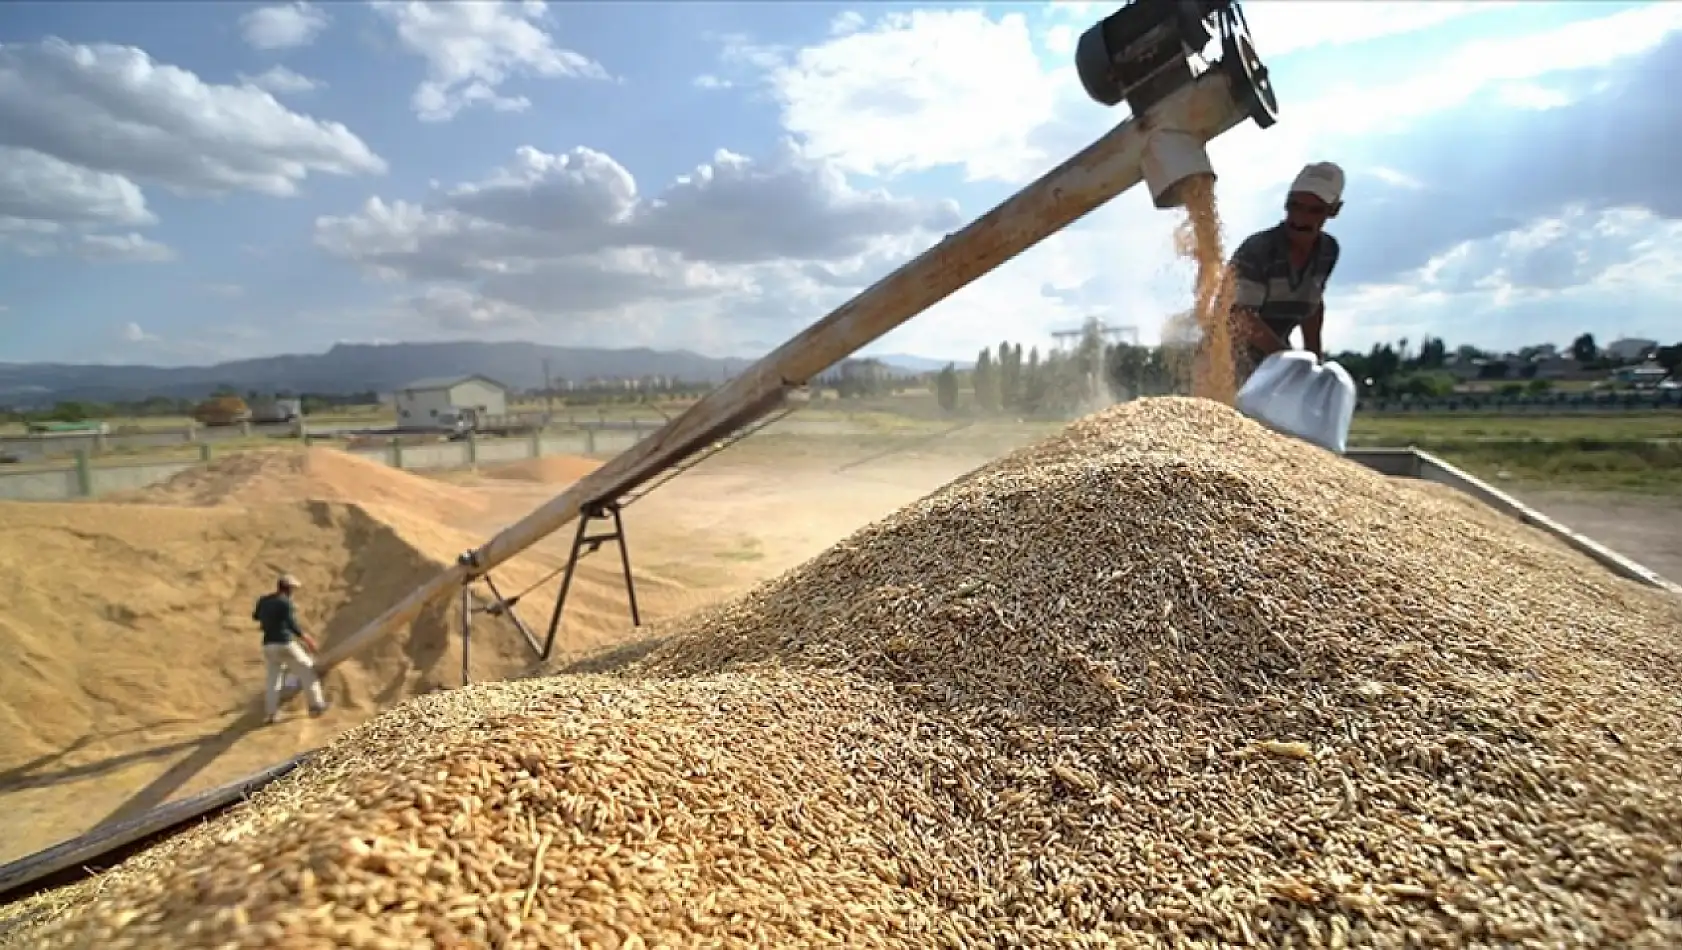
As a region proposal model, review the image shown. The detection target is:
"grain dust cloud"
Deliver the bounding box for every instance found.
[1171,173,1239,405]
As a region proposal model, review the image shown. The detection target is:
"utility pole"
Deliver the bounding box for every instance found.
[541,358,554,425]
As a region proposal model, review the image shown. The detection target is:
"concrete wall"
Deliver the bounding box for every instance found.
[90,460,202,496]
[0,427,648,503]
[0,423,286,461]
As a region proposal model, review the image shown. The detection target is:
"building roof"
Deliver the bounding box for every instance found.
[398,374,508,393]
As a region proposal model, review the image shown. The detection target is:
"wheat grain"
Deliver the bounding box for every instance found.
[13,397,1682,949]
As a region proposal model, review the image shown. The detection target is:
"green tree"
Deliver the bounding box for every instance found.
[1571,333,1598,364]
[1106,343,1154,399]
[973,348,999,412]
[48,401,94,422]
[1416,336,1447,369]
[1655,343,1681,374]
[997,340,1022,411]
[1366,343,1403,388]
[1021,346,1047,414]
[935,364,959,413]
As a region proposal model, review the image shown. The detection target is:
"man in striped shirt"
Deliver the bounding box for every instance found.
[1227,161,1345,383]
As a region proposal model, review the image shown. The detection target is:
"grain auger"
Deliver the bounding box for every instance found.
[1076,0,1277,208]
[306,0,1286,680]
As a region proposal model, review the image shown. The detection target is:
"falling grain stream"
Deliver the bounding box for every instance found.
[1172,173,1240,405]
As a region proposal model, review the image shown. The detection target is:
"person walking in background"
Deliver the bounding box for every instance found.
[252,573,328,724]
[1227,161,1345,384]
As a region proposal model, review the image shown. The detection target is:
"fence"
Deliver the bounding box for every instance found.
[0,427,650,503]
[1358,390,1681,413]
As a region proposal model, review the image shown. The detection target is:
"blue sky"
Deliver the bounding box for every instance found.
[1,0,1678,367]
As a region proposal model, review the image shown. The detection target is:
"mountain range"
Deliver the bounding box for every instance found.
[0,341,968,405]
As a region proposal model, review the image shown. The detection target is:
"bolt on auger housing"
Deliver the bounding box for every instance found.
[1076,0,1278,209]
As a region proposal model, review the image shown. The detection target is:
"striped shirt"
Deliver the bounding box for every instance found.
[1228,224,1339,363]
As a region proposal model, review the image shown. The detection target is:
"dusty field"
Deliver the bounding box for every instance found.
[0,438,1002,867]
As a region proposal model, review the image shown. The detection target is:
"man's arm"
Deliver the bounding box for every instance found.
[1303,238,1337,360]
[1302,303,1325,360]
[284,600,319,652]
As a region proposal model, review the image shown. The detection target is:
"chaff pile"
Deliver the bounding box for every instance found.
[18,398,1682,948]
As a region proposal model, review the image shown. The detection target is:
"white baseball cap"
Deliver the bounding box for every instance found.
[1289,162,1345,206]
[278,573,302,590]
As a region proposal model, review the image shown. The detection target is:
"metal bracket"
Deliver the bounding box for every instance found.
[539,501,642,662]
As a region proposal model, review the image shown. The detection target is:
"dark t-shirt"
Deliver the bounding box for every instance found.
[253,592,303,646]
[1228,224,1340,371]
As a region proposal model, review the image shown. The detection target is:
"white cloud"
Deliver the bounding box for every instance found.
[0,37,384,263]
[1043,24,1076,57]
[79,233,176,263]
[1327,206,1682,351]
[752,2,1509,190]
[314,142,960,341]
[122,321,160,343]
[1236,1,1513,59]
[829,11,867,37]
[370,0,612,122]
[0,151,176,261]
[316,143,960,269]
[709,2,1682,358]
[405,284,536,331]
[693,74,732,90]
[200,283,247,298]
[0,38,386,197]
[1294,3,1682,138]
[763,9,1062,183]
[0,146,154,230]
[238,65,324,95]
[240,2,330,51]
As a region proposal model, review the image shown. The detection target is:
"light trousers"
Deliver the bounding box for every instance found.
[263,640,325,717]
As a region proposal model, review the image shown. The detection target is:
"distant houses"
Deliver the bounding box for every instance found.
[1441,336,1671,389]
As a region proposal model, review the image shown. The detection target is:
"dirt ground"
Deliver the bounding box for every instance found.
[0,438,1002,866]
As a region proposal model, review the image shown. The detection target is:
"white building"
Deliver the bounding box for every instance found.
[394,375,509,429]
[1604,338,1658,362]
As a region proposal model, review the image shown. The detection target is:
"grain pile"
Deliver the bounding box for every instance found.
[19,398,1682,948]
[118,446,485,512]
[0,498,538,768]
[0,451,574,863]
[481,455,604,484]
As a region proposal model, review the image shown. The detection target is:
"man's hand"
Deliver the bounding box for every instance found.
[1235,309,1288,355]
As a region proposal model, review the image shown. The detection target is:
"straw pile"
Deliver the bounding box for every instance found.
[17,398,1682,948]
